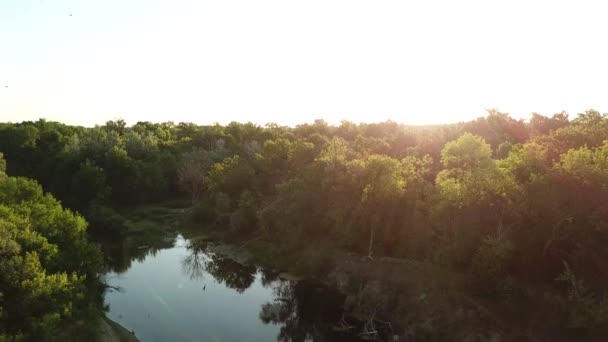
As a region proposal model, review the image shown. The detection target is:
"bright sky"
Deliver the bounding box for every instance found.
[1,0,607,126]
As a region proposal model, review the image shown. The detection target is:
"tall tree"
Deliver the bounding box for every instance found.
[178,149,210,204]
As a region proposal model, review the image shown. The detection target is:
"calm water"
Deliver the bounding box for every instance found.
[103,234,356,342]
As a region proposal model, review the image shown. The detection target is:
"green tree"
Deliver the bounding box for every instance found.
[178,149,210,204]
[356,155,405,258]
[0,160,102,340]
[104,146,139,205]
[69,159,109,210]
[435,133,520,266]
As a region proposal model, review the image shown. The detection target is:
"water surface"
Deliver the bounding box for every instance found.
[104,234,355,342]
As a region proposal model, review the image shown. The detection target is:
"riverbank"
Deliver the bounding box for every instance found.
[190,236,579,342]
[119,205,510,340]
[114,202,603,341]
[202,239,504,340]
[98,316,139,342]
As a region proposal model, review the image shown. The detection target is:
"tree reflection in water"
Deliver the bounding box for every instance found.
[102,233,177,274]
[181,242,209,280]
[259,278,360,342]
[181,239,365,341]
[182,240,256,293]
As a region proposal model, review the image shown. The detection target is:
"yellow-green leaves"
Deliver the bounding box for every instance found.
[558,142,608,190]
[440,133,493,170]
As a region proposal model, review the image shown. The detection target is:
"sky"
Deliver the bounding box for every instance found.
[1,0,607,127]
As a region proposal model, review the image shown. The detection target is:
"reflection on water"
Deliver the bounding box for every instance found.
[182,241,257,293]
[103,233,363,342]
[258,279,353,342]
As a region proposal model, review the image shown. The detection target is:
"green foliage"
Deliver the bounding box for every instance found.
[0,169,102,340]
[85,204,130,237]
[440,132,493,170]
[235,191,259,233]
[556,262,608,329]
[558,142,608,190]
[2,111,608,338]
[435,135,521,255]
[69,159,110,209]
[495,141,513,159]
[105,146,140,205]
[0,153,5,178]
[471,235,514,294]
[207,155,255,197]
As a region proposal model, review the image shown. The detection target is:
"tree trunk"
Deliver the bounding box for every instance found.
[367,227,375,259]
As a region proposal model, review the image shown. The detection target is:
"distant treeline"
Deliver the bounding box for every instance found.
[1,110,608,332]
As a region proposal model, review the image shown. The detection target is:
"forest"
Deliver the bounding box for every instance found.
[1,110,608,340]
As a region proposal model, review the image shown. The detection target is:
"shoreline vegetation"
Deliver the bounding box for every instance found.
[2,111,608,340]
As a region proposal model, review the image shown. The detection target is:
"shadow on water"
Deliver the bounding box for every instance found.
[182,239,374,341]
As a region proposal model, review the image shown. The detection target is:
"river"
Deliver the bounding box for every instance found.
[103,233,363,342]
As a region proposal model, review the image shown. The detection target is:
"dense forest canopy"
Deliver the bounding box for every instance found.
[1,110,608,337]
